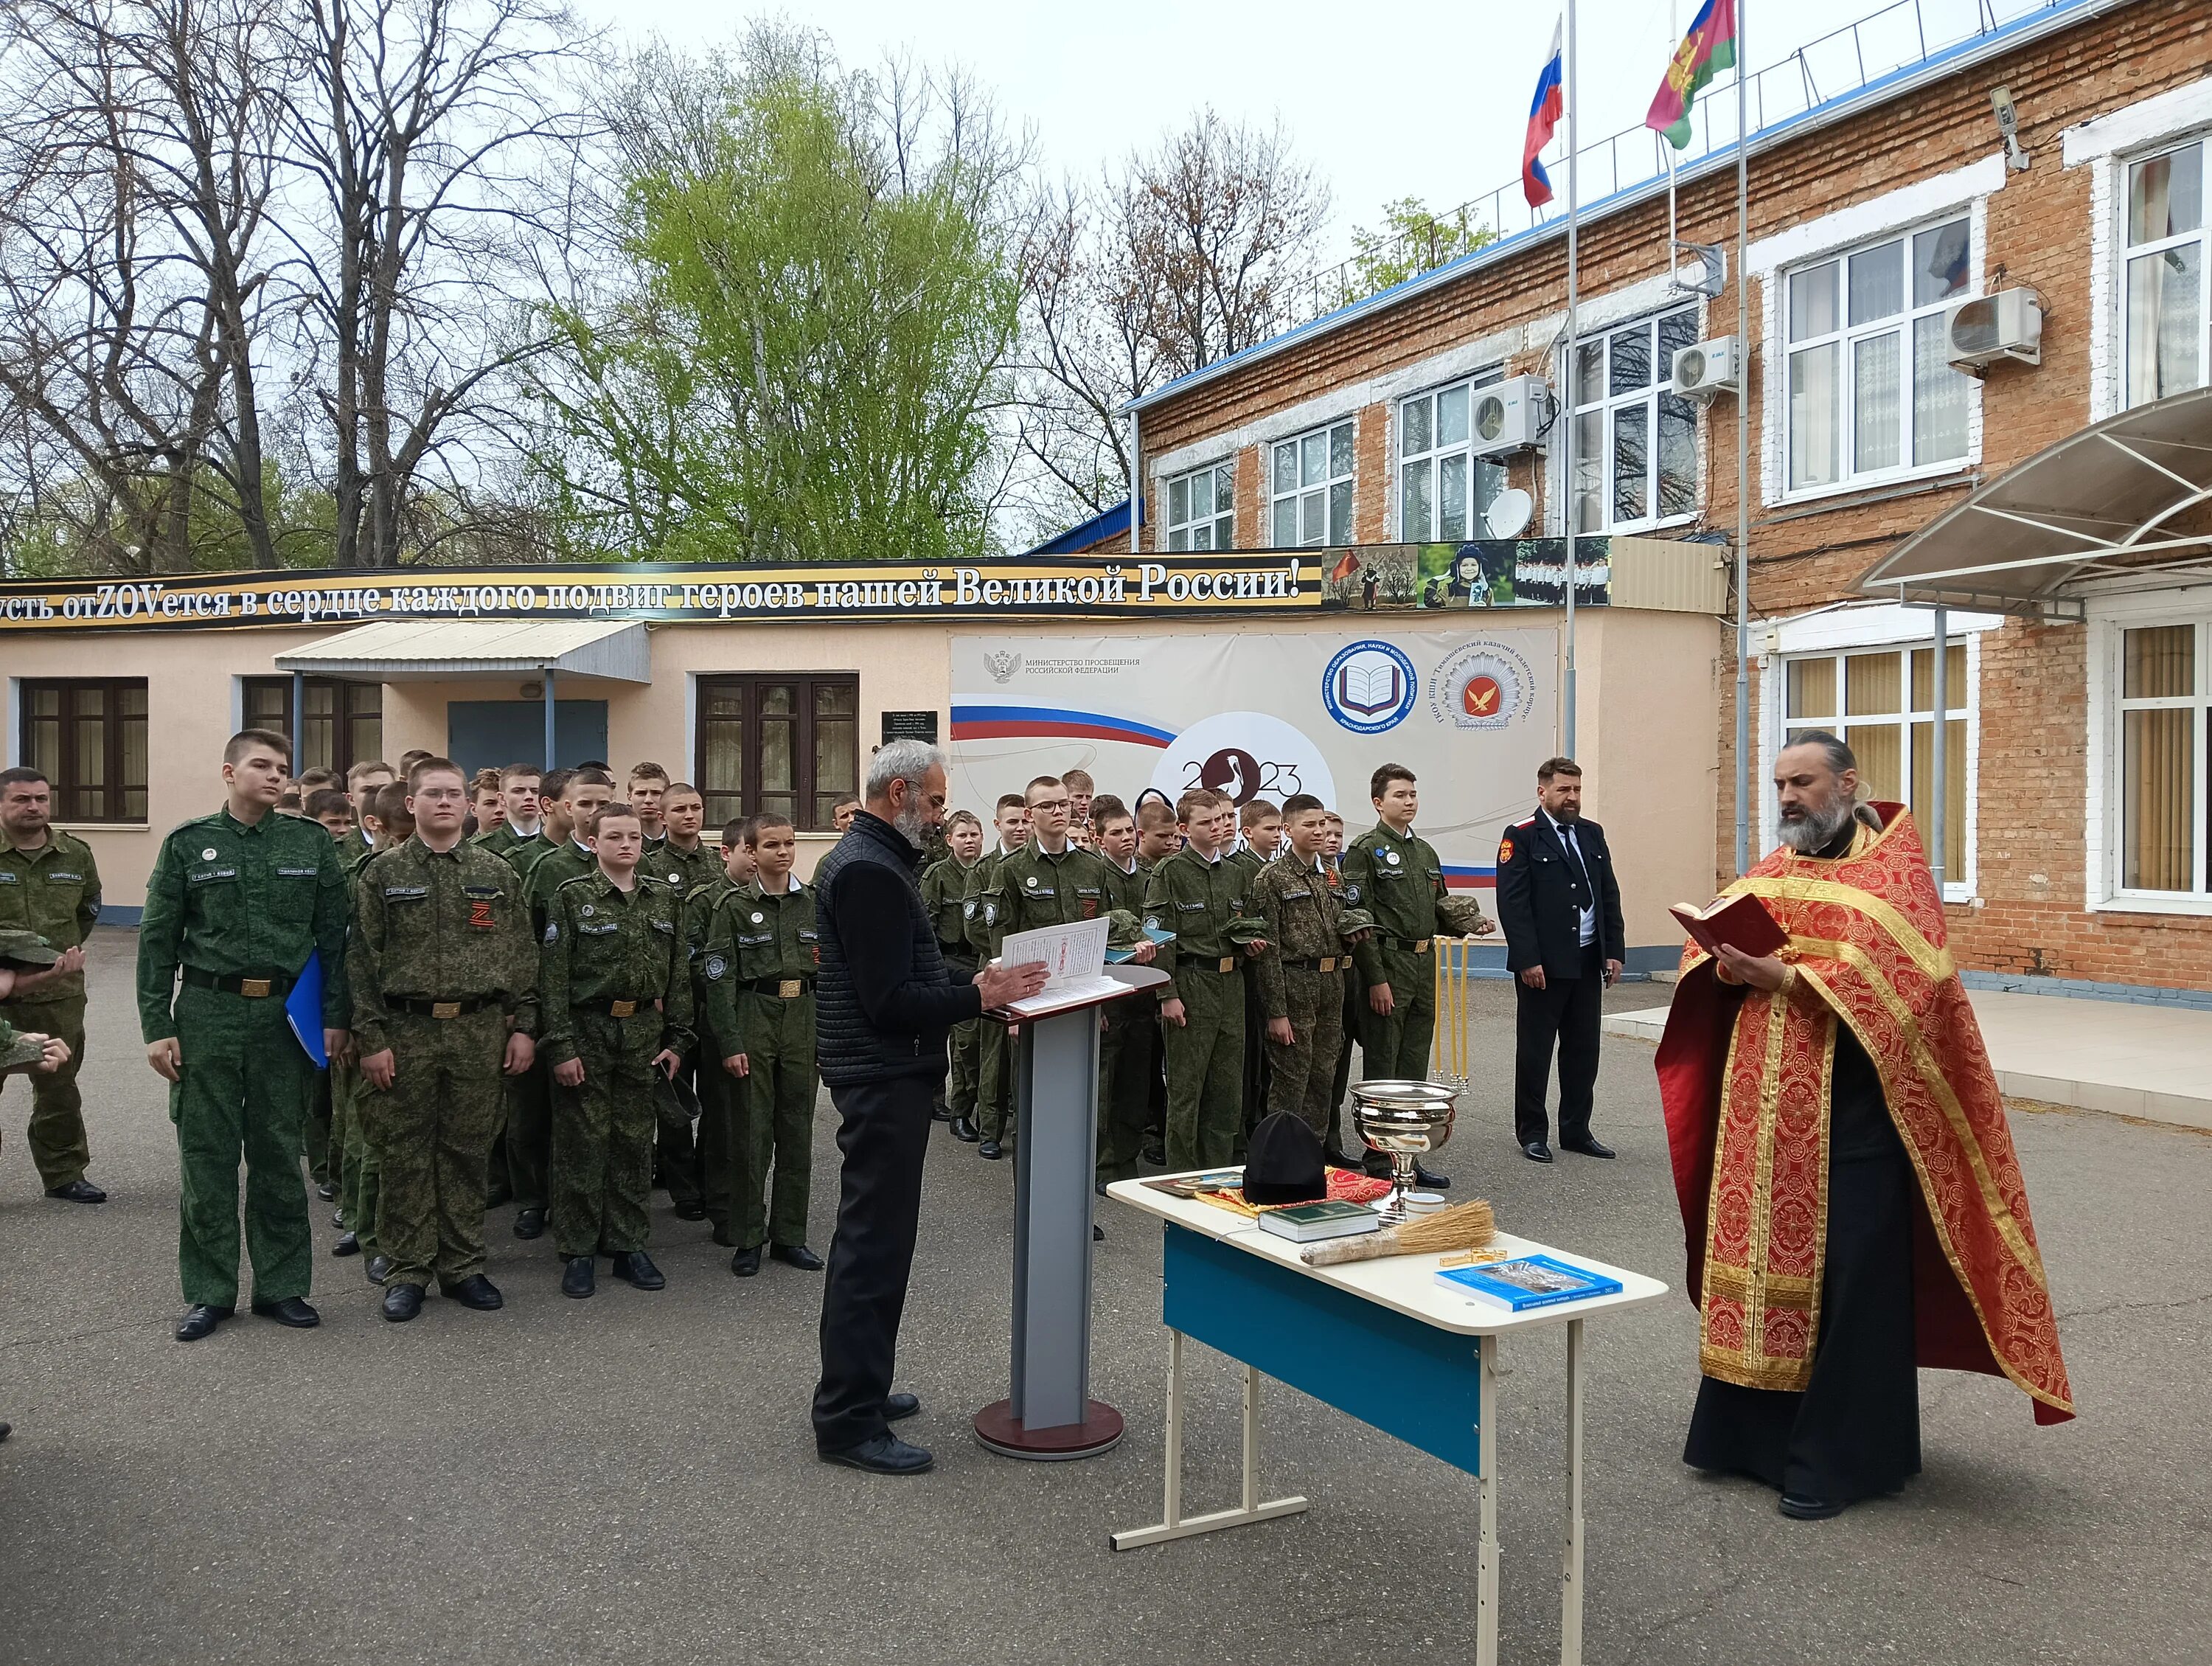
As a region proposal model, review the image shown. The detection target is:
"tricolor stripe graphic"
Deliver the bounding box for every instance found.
[950,704,1178,749]
[1443,865,1498,891]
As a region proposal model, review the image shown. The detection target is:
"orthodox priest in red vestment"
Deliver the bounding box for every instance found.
[1657,732,2072,1520]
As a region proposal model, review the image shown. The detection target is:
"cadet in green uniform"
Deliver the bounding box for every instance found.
[138,729,351,1342]
[0,768,105,1201]
[508,767,613,1238]
[351,759,539,1322]
[1341,765,1492,1185]
[1250,795,1367,1139]
[301,788,362,1201]
[340,782,411,1280]
[1226,798,1279,1156]
[919,809,984,1139]
[972,777,1111,1161]
[1144,788,1267,1170]
[538,801,691,1299]
[961,794,1031,1153]
[473,764,546,858]
[1091,796,1160,1187]
[700,813,822,1277]
[689,820,755,1238]
[644,782,718,1219]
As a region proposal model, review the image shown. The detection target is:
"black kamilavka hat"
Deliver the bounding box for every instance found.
[1242,1110,1328,1206]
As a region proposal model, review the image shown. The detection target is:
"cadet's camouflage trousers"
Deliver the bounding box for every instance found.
[945,1015,978,1120]
[303,1068,333,1188]
[1162,964,1244,1171]
[503,1061,552,1212]
[1096,1010,1157,1187]
[551,1011,661,1258]
[168,984,313,1308]
[335,1060,381,1254]
[1263,967,1347,1139]
[976,1021,1014,1145]
[1354,943,1436,1083]
[0,994,90,1189]
[730,990,816,1251]
[366,1006,509,1291]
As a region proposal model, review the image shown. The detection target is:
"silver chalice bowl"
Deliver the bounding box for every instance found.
[1351,1080,1459,1223]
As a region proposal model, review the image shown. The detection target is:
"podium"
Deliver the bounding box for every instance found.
[973,962,1169,1460]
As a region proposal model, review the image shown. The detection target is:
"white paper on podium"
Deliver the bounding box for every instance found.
[998,917,1121,1016]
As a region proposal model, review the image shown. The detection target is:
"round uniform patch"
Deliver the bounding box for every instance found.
[669,871,683,886]
[703,955,728,981]
[202,847,218,860]
[1025,875,1037,887]
[1385,849,1401,867]
[543,923,559,943]
[1144,916,1160,933]
[751,912,765,924]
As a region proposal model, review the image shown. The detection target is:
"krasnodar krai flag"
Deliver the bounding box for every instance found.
[1522,19,1565,209]
[1646,0,1738,150]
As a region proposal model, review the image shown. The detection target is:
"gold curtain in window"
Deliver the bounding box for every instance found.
[2123,709,2194,891]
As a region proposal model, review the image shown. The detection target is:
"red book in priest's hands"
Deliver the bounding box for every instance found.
[1670,894,1789,959]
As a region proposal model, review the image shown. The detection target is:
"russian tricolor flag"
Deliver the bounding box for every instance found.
[1523,20,1565,209]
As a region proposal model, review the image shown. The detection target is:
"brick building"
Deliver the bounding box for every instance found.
[1107,0,2212,999]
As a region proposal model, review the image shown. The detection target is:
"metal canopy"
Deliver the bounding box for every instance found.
[274,619,653,683]
[1857,386,2212,618]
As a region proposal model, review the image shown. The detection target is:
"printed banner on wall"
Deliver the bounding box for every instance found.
[949,631,1559,891]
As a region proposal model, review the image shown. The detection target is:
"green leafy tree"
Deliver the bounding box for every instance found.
[1339,197,1493,305]
[526,31,1025,563]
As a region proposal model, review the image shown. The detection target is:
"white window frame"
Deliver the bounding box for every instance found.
[2088,597,2212,914]
[2118,133,2210,412]
[1780,211,1978,500]
[1397,368,1504,544]
[1165,459,1234,552]
[1564,305,1702,535]
[1269,418,1354,548]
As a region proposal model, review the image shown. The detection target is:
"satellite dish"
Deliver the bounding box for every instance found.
[1484,488,1534,540]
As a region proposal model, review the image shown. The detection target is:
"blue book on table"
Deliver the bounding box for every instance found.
[1433,1253,1622,1313]
[286,951,328,1069]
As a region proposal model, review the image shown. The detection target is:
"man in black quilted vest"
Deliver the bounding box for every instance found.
[810,740,1046,1475]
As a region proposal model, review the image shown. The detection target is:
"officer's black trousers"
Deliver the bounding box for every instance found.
[1512,939,1603,1147]
[813,1071,936,1453]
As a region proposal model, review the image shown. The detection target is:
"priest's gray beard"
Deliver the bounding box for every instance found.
[892,799,930,849]
[1778,783,1859,854]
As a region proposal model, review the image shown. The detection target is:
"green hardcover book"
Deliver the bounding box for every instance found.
[1256,1199,1382,1243]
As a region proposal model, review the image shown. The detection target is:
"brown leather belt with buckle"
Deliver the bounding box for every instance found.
[1385,935,1433,954]
[394,995,495,1020]
[745,976,814,999]
[1285,954,1348,973]
[1192,956,1237,974]
[581,998,643,1018]
[181,966,293,999]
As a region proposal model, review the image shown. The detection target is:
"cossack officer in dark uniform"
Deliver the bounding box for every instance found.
[1494,756,1624,1164]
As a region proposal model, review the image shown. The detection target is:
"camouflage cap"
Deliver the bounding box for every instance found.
[0,1032,41,1072]
[1225,912,1268,947]
[1336,907,1378,939]
[0,928,58,968]
[1105,908,1147,949]
[1436,895,1491,936]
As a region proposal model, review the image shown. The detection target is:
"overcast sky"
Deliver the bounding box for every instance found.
[574,0,2011,264]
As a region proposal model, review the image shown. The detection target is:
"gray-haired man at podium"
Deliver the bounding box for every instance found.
[810,741,1047,1476]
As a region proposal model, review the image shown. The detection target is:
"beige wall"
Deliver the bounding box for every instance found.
[7,610,1717,940]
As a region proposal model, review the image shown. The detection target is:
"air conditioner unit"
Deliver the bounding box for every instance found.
[1947,288,2042,369]
[1670,336,1738,401]
[1471,375,1551,456]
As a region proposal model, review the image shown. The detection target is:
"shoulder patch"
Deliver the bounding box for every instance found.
[1498,836,1515,865]
[543,922,559,944]
[703,954,727,981]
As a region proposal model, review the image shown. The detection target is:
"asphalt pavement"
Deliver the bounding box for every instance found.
[0,927,2204,1665]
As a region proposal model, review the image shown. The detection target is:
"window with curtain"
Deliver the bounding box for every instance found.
[2123,138,2208,410]
[1270,419,1354,546]
[20,679,148,823]
[1782,642,1970,881]
[1567,307,1700,532]
[2115,622,2205,898]
[695,674,858,833]
[1166,462,1234,550]
[240,677,382,777]
[1399,372,1505,544]
[1785,215,1975,493]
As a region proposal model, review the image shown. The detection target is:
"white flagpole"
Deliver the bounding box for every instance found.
[1562,0,1580,757]
[1733,0,1753,874]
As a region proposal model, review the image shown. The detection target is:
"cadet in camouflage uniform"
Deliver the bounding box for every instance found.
[538,801,691,1299]
[351,760,539,1321]
[507,767,613,1238]
[687,820,752,1242]
[1226,799,1279,1156]
[473,763,547,860]
[700,812,822,1277]
[1091,796,1158,1187]
[1341,765,1491,1185]
[338,780,410,1279]
[138,729,351,1342]
[1250,795,1367,1139]
[970,777,1110,1160]
[960,794,1031,1153]
[1144,788,1267,1170]
[645,782,718,1219]
[0,767,104,1201]
[920,811,984,1138]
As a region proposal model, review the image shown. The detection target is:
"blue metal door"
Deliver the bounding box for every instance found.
[446,701,609,776]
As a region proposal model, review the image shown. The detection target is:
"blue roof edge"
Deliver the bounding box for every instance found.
[1125,0,2126,416]
[1023,496,1142,556]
